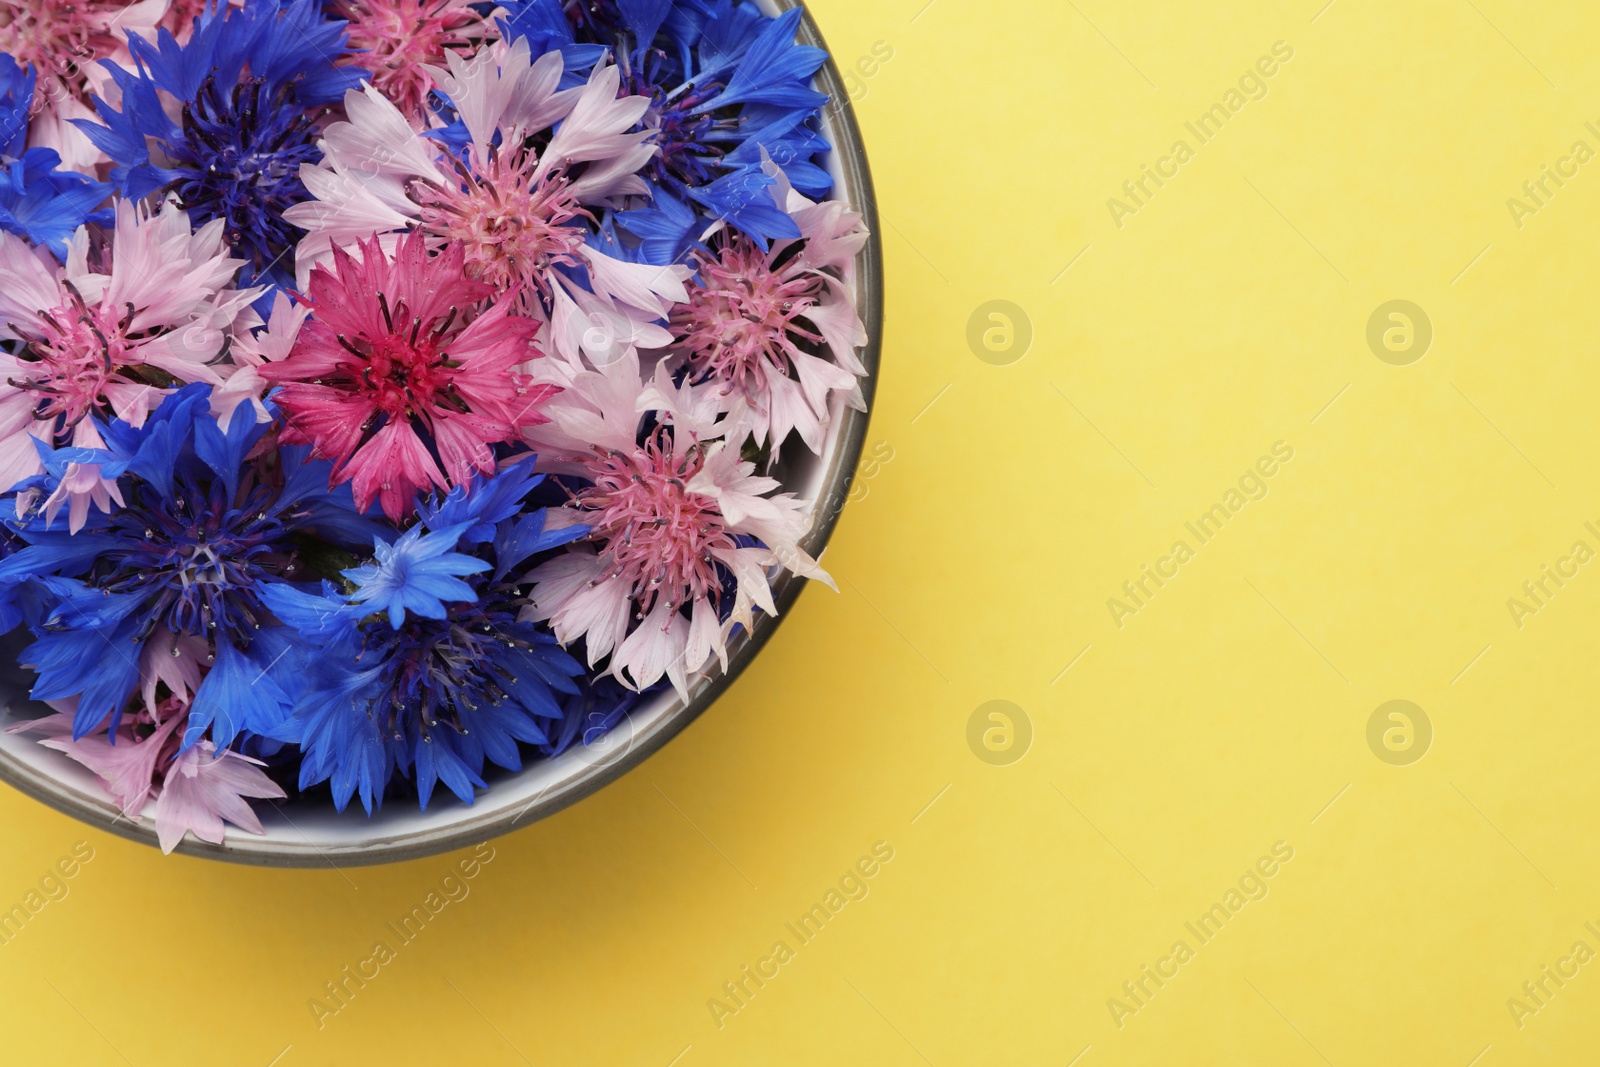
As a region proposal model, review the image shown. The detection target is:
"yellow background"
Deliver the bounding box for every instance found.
[5,0,1600,1063]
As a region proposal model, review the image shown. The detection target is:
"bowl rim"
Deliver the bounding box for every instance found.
[0,0,883,867]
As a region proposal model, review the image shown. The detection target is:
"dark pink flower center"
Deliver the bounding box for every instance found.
[329,0,491,119]
[672,238,825,402]
[0,1,106,101]
[9,285,147,429]
[334,295,458,419]
[408,145,591,305]
[576,433,736,616]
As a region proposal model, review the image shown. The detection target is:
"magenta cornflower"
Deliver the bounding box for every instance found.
[260,230,558,519]
[328,0,495,122]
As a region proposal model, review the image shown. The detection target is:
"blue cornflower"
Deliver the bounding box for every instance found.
[559,0,675,42]
[260,456,588,813]
[0,523,29,636]
[536,671,651,759]
[0,53,35,158]
[609,186,700,264]
[74,0,367,288]
[344,523,491,630]
[492,0,611,78]
[0,385,383,743]
[631,5,830,202]
[0,53,113,258]
[0,148,114,259]
[685,162,800,249]
[504,0,831,236]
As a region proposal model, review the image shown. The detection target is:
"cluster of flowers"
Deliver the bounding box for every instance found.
[0,0,867,851]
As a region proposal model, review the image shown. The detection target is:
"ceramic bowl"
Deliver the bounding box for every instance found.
[0,0,882,866]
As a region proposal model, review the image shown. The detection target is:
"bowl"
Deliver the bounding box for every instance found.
[0,0,882,866]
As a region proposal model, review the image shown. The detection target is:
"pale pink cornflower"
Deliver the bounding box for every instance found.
[669,158,869,453]
[259,230,558,519]
[0,197,262,529]
[8,685,284,853]
[284,37,689,349]
[20,92,105,174]
[523,353,830,697]
[154,739,284,853]
[210,288,311,432]
[328,0,497,124]
[8,700,186,818]
[1,0,168,169]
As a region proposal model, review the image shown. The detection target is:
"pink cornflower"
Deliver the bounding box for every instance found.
[409,139,594,304]
[259,230,557,519]
[285,37,688,350]
[523,354,830,697]
[154,739,285,853]
[8,676,284,854]
[0,198,261,528]
[576,431,739,615]
[1,0,167,168]
[0,0,163,97]
[669,159,870,453]
[328,0,496,124]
